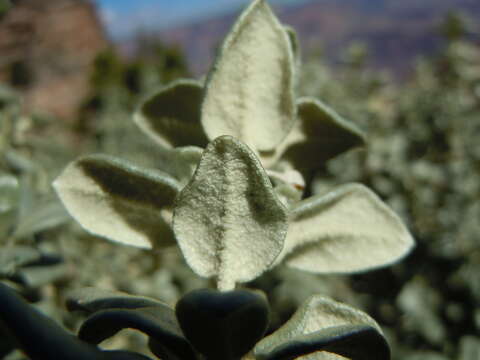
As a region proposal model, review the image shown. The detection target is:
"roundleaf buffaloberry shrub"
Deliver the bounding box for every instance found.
[44,0,414,359]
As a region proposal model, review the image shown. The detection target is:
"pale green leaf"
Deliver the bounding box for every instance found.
[0,174,19,236]
[276,183,414,273]
[284,26,300,63]
[267,168,305,207]
[0,246,41,276]
[173,136,288,290]
[14,263,69,289]
[5,150,37,174]
[158,146,203,187]
[264,98,366,170]
[273,184,303,208]
[0,175,19,211]
[201,0,295,152]
[256,325,389,360]
[134,79,208,148]
[254,295,385,360]
[54,154,181,249]
[13,195,70,239]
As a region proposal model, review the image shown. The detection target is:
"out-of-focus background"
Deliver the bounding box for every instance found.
[1,0,479,359]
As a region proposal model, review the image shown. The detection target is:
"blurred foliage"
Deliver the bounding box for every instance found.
[0,0,11,19]
[295,18,480,359]
[1,13,480,360]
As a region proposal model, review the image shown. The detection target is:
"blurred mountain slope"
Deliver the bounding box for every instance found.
[147,0,480,78]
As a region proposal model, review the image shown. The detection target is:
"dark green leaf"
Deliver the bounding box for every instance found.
[176,288,269,360]
[79,306,197,360]
[0,282,152,360]
[67,287,168,315]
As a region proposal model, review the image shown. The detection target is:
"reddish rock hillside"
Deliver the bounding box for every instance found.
[0,0,107,119]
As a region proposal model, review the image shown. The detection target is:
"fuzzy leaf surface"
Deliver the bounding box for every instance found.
[173,136,288,290]
[276,183,414,273]
[284,26,300,66]
[269,98,366,170]
[54,154,181,249]
[255,295,388,360]
[134,79,208,148]
[159,146,203,187]
[201,0,295,152]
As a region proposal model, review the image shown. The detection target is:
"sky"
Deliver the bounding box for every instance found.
[95,0,305,38]
[95,0,247,38]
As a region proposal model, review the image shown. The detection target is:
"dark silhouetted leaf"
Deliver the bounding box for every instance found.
[79,306,197,360]
[176,288,269,360]
[67,287,168,315]
[0,282,152,360]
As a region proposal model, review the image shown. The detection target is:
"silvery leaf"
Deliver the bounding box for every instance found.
[0,246,41,276]
[267,168,305,207]
[0,175,19,212]
[284,26,300,64]
[4,150,37,174]
[276,183,414,272]
[254,295,389,360]
[12,262,68,289]
[265,98,366,170]
[134,79,208,148]
[0,174,19,236]
[12,195,70,239]
[284,25,301,81]
[54,154,181,249]
[274,184,303,208]
[201,0,295,152]
[173,136,288,290]
[159,146,203,187]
